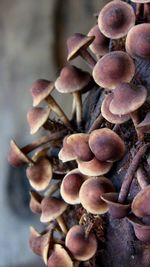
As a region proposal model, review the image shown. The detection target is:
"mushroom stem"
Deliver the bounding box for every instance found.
[71,96,76,120]
[73,92,82,127]
[46,95,72,129]
[88,114,104,133]
[135,3,143,19]
[136,166,149,189]
[44,182,61,197]
[56,215,68,235]
[130,110,144,141]
[74,261,80,267]
[118,143,150,204]
[144,3,150,22]
[80,49,96,68]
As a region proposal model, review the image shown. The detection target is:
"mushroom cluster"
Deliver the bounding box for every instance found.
[8,0,150,266]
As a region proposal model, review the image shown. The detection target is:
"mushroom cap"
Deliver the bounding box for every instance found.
[127,214,150,242]
[88,24,110,56]
[126,23,150,60]
[27,107,50,134]
[98,0,135,39]
[92,51,135,89]
[55,65,91,94]
[29,190,43,214]
[65,225,97,261]
[60,169,87,205]
[132,185,150,218]
[79,176,115,214]
[26,157,53,191]
[31,79,54,107]
[47,244,73,267]
[130,0,150,3]
[8,139,31,167]
[109,83,147,116]
[58,136,77,162]
[101,93,130,124]
[40,196,68,223]
[136,112,150,133]
[77,157,113,176]
[101,192,131,218]
[89,128,125,162]
[66,133,94,161]
[67,33,95,61]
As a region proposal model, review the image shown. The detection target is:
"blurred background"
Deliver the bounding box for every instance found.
[0,1,108,266]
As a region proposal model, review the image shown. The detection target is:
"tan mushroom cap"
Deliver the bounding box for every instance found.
[29,190,43,214]
[31,79,54,107]
[27,107,50,134]
[88,24,109,56]
[55,65,91,94]
[79,176,115,214]
[65,225,97,261]
[109,83,147,116]
[130,0,150,3]
[132,185,150,218]
[8,139,31,167]
[40,196,68,223]
[60,169,87,205]
[89,128,125,162]
[58,136,77,162]
[66,133,94,161]
[98,0,135,39]
[77,157,113,176]
[67,33,95,61]
[126,23,150,60]
[101,93,130,124]
[26,157,53,191]
[48,244,74,267]
[92,51,135,89]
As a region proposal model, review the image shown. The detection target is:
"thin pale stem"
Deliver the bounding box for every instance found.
[80,49,96,68]
[136,166,149,189]
[88,114,104,133]
[44,182,60,197]
[130,110,144,141]
[57,215,68,235]
[73,92,82,127]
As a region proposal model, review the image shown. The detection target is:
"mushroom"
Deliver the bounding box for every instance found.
[67,33,96,68]
[98,0,135,39]
[136,112,150,134]
[79,176,115,214]
[60,169,87,205]
[29,190,43,214]
[132,185,150,218]
[58,136,77,162]
[55,65,91,126]
[126,23,150,60]
[31,79,71,129]
[130,1,150,22]
[101,93,130,124]
[92,51,135,90]
[127,214,150,242]
[65,225,97,261]
[47,244,74,267]
[109,83,147,139]
[89,128,125,162]
[27,107,50,134]
[40,196,68,234]
[88,24,110,58]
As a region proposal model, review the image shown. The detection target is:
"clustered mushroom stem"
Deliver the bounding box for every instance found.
[44,182,61,197]
[46,95,72,130]
[80,49,97,68]
[71,96,76,120]
[144,3,150,22]
[136,166,149,189]
[88,114,104,133]
[56,215,68,235]
[74,261,80,267]
[130,110,144,140]
[135,3,143,19]
[118,143,150,204]
[73,91,82,127]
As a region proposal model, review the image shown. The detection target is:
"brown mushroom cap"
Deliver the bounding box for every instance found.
[89,128,125,162]
[8,139,31,167]
[66,133,94,161]
[29,190,43,214]
[65,225,97,261]
[47,244,74,267]
[126,23,150,60]
[58,136,77,162]
[98,0,135,39]
[130,0,150,4]
[79,176,115,214]
[77,157,113,176]
[60,169,87,205]
[101,93,130,124]
[27,107,50,134]
[55,65,91,94]
[31,79,54,107]
[67,33,95,61]
[109,83,147,116]
[26,157,53,191]
[40,196,68,223]
[92,51,135,89]
[127,214,150,242]
[132,185,150,218]
[88,24,110,56]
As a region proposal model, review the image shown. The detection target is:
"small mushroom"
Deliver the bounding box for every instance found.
[47,244,74,267]
[67,33,96,68]
[58,136,77,162]
[27,107,50,134]
[79,176,115,214]
[60,169,87,205]
[29,190,43,214]
[98,0,135,39]
[126,23,150,60]
[89,128,125,162]
[65,225,97,261]
[92,51,135,89]
[127,214,150,242]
